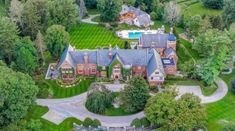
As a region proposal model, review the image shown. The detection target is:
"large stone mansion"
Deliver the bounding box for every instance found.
[51,30,177,86]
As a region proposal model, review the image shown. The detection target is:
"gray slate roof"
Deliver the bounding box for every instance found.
[136,14,151,26]
[57,45,165,77]
[139,33,176,48]
[164,47,176,57]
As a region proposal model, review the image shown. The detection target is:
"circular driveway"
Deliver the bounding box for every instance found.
[37,78,228,127]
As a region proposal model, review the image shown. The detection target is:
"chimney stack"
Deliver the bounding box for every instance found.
[108,45,112,59]
[84,52,88,64]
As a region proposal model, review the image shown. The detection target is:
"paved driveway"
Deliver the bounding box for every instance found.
[37,78,228,126]
[81,14,100,25]
[176,77,228,104]
[37,92,145,127]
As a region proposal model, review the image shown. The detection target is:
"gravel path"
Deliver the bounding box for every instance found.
[37,78,228,126]
[81,14,100,25]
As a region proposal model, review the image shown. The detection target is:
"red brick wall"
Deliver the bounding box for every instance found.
[164,66,177,75]
[167,41,176,50]
[132,66,146,77]
[155,48,165,56]
[149,81,164,86]
[76,64,97,76]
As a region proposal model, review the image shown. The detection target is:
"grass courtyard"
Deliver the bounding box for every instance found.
[0,3,6,17]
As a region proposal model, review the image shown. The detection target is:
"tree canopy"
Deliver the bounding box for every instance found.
[45,25,69,58]
[14,37,38,74]
[223,0,235,28]
[202,0,224,9]
[121,75,150,113]
[0,16,19,64]
[193,29,232,85]
[47,0,78,30]
[144,90,207,130]
[97,0,123,22]
[0,62,38,128]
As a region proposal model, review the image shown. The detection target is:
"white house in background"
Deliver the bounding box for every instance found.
[119,5,154,27]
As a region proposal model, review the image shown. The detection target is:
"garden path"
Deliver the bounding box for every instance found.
[81,14,100,25]
[37,78,228,126]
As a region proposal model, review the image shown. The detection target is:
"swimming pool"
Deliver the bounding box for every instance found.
[116,30,159,39]
[128,32,143,39]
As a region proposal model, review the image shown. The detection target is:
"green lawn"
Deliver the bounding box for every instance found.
[26,105,82,131]
[104,107,132,116]
[70,23,126,49]
[37,78,94,98]
[206,70,235,131]
[180,2,223,19]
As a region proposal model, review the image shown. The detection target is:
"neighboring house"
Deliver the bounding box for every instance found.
[119,5,154,27]
[138,28,177,74]
[54,45,173,86]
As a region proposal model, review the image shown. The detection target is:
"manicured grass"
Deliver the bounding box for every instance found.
[104,107,132,116]
[181,2,223,19]
[26,105,82,131]
[41,78,94,98]
[206,70,235,131]
[70,23,126,49]
[87,8,99,15]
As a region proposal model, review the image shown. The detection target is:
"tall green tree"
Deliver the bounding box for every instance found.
[193,29,232,57]
[0,17,19,64]
[163,1,180,26]
[194,29,232,85]
[22,0,48,39]
[14,37,38,74]
[84,0,97,9]
[46,25,69,58]
[97,0,123,22]
[35,31,46,65]
[145,91,207,130]
[223,0,235,29]
[121,75,150,113]
[8,0,23,26]
[202,0,224,9]
[0,63,38,128]
[186,15,202,37]
[47,0,78,30]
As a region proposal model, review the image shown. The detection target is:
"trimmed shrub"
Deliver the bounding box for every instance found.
[85,90,113,114]
[131,118,142,128]
[92,119,101,127]
[140,117,150,127]
[202,0,224,9]
[83,117,93,127]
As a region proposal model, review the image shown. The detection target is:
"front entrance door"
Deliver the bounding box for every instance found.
[112,64,122,80]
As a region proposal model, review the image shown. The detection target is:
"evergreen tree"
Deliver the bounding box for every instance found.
[0,17,19,64]
[35,31,46,65]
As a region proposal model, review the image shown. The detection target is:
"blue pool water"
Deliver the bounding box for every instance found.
[128,32,143,39]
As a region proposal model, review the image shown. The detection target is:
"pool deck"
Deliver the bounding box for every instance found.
[116,30,159,39]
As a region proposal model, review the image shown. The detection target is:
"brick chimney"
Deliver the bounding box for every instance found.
[170,27,173,34]
[84,52,89,64]
[108,45,112,59]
